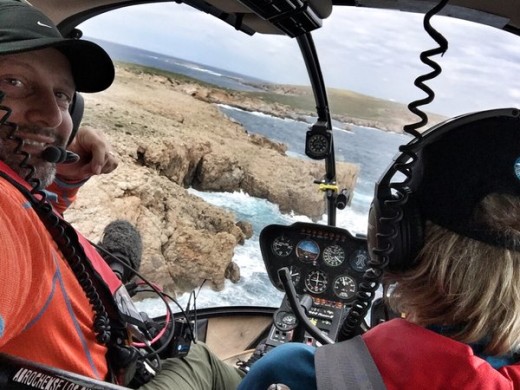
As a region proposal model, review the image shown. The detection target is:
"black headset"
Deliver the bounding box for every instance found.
[40,92,84,163]
[68,92,84,145]
[367,107,520,273]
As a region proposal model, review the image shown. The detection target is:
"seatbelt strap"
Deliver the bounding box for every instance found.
[315,336,386,390]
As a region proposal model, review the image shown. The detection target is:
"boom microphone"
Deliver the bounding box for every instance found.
[41,146,80,164]
[98,220,143,284]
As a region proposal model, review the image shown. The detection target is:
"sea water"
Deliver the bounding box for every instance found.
[101,41,414,314]
[136,105,411,316]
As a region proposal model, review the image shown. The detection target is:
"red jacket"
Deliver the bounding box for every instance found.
[363,319,520,389]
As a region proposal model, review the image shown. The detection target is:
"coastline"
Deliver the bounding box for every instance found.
[65,64,359,296]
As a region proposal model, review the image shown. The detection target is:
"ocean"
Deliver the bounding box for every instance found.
[93,40,412,315]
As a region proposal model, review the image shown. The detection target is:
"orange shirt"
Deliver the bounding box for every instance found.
[0,162,109,380]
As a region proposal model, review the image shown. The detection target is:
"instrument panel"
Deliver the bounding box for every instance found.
[260,222,369,304]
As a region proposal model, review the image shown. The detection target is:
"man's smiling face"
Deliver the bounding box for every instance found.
[0,47,75,187]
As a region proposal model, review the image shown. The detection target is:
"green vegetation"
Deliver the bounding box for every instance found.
[117,61,229,90]
[242,87,414,121]
[118,61,446,128]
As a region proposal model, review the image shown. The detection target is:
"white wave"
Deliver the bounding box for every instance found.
[234,242,265,276]
[336,207,369,236]
[136,190,370,313]
[174,279,285,310]
[134,297,170,318]
[217,104,305,124]
[168,59,191,67]
[183,63,223,77]
[350,190,373,204]
[286,150,306,159]
[333,126,354,133]
[187,188,288,223]
[188,188,259,207]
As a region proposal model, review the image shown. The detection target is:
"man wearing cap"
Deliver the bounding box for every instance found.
[0,1,244,389]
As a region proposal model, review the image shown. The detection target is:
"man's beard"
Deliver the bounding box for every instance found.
[0,143,57,188]
[0,125,64,189]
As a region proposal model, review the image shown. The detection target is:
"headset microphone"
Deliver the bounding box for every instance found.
[41,146,80,164]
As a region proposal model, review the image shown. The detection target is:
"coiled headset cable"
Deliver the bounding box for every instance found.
[338,0,450,341]
[0,92,113,345]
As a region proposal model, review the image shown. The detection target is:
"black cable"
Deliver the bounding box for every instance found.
[0,92,113,345]
[133,288,197,348]
[0,173,113,344]
[404,0,449,135]
[338,0,450,340]
[93,242,202,356]
[278,268,334,345]
[0,97,41,190]
[92,242,185,358]
[182,279,207,344]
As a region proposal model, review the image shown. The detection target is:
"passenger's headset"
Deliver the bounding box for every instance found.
[367,107,520,273]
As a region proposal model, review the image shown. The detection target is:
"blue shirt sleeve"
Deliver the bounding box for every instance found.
[238,343,318,390]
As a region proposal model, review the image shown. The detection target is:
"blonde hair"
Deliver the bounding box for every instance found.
[385,193,520,355]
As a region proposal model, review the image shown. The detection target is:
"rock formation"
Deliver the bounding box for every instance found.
[65,64,359,296]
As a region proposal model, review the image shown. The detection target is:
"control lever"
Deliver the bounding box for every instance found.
[278,267,334,345]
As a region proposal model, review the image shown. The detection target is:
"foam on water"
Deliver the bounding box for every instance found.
[136,100,410,314]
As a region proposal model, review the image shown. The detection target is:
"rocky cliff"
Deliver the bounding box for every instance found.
[65,64,359,296]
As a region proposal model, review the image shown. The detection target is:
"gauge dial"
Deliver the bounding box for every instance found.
[274,311,298,331]
[307,133,330,159]
[309,134,328,154]
[332,275,357,300]
[350,249,369,272]
[322,244,345,267]
[304,270,328,294]
[272,235,294,257]
[296,240,320,263]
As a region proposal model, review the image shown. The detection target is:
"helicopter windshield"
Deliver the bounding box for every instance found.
[76,3,520,314]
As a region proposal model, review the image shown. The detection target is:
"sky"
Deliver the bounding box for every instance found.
[79,3,519,117]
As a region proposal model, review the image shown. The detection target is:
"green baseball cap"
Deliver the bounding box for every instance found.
[0,0,114,93]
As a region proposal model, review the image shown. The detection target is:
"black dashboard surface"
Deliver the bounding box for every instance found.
[260,222,369,304]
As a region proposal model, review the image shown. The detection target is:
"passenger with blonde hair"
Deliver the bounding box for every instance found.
[238,109,520,389]
[386,193,520,359]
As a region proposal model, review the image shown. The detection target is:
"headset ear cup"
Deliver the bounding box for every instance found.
[367,195,424,273]
[392,197,424,272]
[367,199,383,267]
[68,92,84,146]
[367,195,405,271]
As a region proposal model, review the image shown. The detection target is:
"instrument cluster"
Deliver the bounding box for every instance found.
[260,222,369,304]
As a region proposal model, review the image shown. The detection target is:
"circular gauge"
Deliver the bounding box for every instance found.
[296,240,320,263]
[350,249,369,272]
[289,265,301,286]
[272,235,294,257]
[322,244,345,267]
[307,133,330,158]
[304,270,328,294]
[274,311,298,331]
[332,275,357,300]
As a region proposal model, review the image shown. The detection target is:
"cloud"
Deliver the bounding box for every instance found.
[79,4,519,117]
